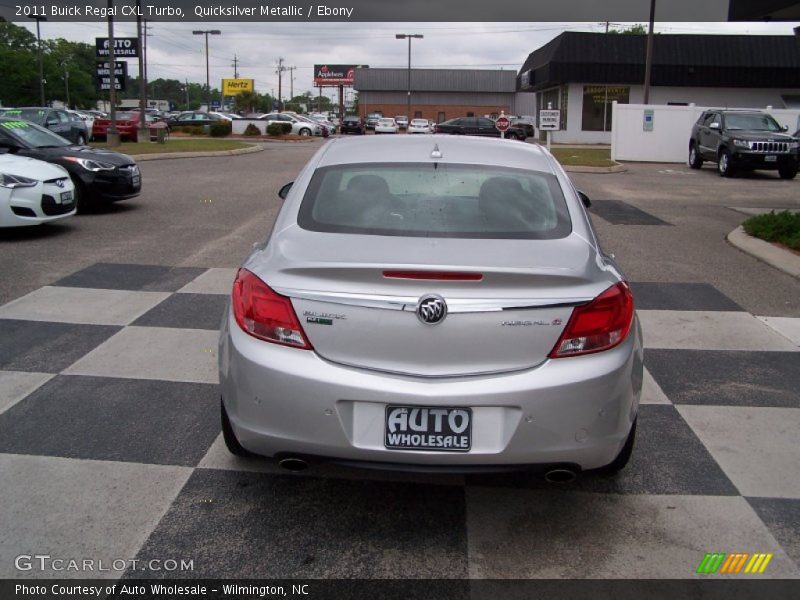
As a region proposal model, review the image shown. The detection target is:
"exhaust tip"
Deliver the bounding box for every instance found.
[278,457,309,472]
[544,468,577,484]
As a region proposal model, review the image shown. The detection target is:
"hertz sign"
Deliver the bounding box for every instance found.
[222,79,255,95]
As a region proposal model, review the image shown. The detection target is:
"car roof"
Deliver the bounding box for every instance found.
[316,135,555,172]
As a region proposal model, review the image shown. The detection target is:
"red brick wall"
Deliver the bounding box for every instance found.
[360,104,511,122]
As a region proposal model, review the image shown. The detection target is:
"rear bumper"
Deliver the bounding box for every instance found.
[219,310,643,471]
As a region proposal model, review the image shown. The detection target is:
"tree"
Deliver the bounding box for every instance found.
[607,24,649,35]
[233,90,259,114]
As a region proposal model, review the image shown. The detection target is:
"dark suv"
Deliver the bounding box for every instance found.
[689,110,798,179]
[340,115,365,135]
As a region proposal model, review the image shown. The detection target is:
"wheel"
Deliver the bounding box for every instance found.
[299,128,311,137]
[71,177,94,213]
[221,399,256,457]
[688,142,703,169]
[718,149,735,177]
[778,164,798,180]
[597,419,636,475]
[76,134,86,146]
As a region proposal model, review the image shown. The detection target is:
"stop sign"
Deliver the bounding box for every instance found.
[495,116,510,132]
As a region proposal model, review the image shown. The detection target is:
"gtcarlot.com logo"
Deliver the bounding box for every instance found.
[696,552,773,575]
[15,554,194,572]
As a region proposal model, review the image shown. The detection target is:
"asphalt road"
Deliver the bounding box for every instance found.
[1,138,798,317]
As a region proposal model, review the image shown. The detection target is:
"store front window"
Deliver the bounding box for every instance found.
[582,86,629,131]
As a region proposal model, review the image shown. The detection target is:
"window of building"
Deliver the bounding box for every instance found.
[466,112,474,117]
[581,86,629,131]
[414,111,422,119]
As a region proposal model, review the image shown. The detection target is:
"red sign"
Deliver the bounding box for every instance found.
[313,64,367,87]
[495,116,511,132]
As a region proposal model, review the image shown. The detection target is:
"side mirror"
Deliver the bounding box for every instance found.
[781,125,789,132]
[278,182,293,200]
[577,190,591,209]
[709,122,720,130]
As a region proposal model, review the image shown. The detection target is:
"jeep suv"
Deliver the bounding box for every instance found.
[689,110,799,179]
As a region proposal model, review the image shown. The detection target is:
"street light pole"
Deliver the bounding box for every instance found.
[395,34,423,121]
[28,15,46,106]
[193,29,221,111]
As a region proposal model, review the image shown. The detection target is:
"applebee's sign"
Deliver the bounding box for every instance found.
[313,64,367,87]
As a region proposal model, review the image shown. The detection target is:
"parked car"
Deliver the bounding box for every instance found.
[92,111,167,142]
[257,113,321,137]
[374,118,399,134]
[307,114,338,134]
[365,112,383,130]
[0,153,76,227]
[689,109,799,179]
[407,118,432,134]
[435,116,527,141]
[167,111,225,129]
[0,107,88,145]
[67,110,95,141]
[511,117,536,138]
[340,115,366,135]
[0,116,141,210]
[219,135,642,479]
[394,116,409,130]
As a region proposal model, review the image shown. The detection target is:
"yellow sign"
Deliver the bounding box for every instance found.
[222,78,254,95]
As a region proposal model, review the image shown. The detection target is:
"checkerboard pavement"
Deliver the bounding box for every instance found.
[1,263,798,580]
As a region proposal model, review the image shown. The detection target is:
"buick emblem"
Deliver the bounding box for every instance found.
[416,294,447,325]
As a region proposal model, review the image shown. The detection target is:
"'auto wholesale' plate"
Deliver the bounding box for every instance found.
[384,406,472,452]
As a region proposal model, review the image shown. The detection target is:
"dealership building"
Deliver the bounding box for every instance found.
[353,68,535,123]
[517,32,800,144]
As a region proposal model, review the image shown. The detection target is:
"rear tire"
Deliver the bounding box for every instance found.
[718,149,735,177]
[299,128,311,137]
[597,419,636,475]
[778,164,798,180]
[688,142,703,169]
[221,399,255,457]
[76,134,86,146]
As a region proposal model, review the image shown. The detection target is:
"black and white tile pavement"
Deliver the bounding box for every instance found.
[0,263,798,579]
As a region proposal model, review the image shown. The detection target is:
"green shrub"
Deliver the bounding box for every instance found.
[243,123,262,137]
[209,121,232,137]
[266,123,283,136]
[176,125,205,136]
[280,122,292,134]
[743,210,800,251]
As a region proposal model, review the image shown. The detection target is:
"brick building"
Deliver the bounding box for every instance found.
[353,68,535,123]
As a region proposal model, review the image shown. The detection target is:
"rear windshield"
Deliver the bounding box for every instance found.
[297,163,572,239]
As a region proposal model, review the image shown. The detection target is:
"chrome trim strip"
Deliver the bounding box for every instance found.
[273,287,590,313]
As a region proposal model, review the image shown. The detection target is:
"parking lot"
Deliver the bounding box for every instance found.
[0,138,798,580]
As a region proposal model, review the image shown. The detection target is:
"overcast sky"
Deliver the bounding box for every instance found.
[16,20,800,99]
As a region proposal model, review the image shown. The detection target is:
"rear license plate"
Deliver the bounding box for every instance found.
[59,190,73,204]
[385,406,472,452]
[764,155,777,162]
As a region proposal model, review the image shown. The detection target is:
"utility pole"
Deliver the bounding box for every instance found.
[185,78,189,108]
[287,66,296,102]
[193,29,221,111]
[28,15,46,106]
[62,62,70,107]
[232,55,239,78]
[276,58,285,111]
[106,0,120,146]
[136,0,147,142]
[643,0,656,105]
[395,34,424,120]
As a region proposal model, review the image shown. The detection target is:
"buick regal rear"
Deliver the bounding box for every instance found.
[219,136,643,479]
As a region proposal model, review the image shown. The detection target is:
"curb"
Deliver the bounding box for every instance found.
[727,226,800,280]
[563,164,627,174]
[128,144,264,161]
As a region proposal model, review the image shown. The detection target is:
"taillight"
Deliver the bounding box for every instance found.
[548,282,634,358]
[231,269,312,350]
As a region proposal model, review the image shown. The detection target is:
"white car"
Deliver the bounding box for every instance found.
[374,118,398,134]
[394,116,409,129]
[407,118,432,134]
[0,154,76,227]
[259,113,321,137]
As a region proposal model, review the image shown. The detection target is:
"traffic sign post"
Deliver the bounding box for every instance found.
[495,111,510,140]
[539,108,561,151]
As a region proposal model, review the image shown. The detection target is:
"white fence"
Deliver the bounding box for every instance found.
[611,102,800,163]
[231,119,266,135]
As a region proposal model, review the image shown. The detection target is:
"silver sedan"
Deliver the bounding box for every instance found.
[219,135,643,480]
